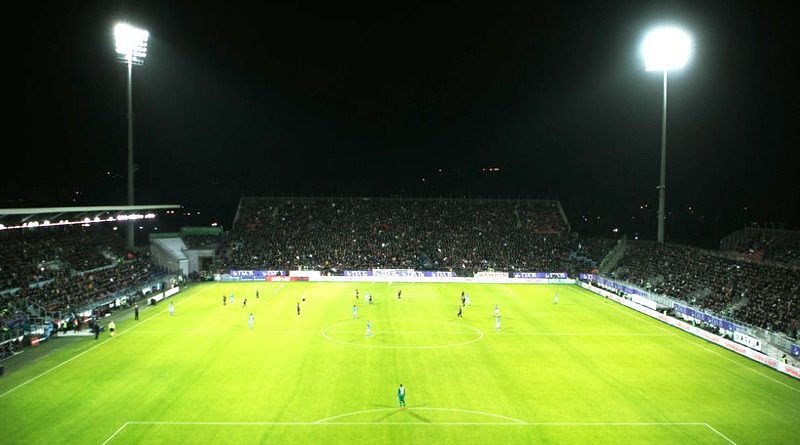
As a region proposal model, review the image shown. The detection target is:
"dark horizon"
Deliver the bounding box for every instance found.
[5,0,799,248]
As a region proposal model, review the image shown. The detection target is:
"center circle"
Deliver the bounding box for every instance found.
[321,320,484,349]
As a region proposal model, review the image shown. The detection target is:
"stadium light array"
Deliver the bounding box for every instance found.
[114,23,149,65]
[0,214,155,231]
[641,25,692,244]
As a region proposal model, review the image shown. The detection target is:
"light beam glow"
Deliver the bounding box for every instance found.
[642,26,692,71]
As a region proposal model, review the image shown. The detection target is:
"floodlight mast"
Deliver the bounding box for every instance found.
[642,26,691,244]
[114,23,149,249]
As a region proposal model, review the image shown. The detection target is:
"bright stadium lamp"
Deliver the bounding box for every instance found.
[114,22,149,249]
[114,23,149,65]
[642,27,692,72]
[641,26,692,244]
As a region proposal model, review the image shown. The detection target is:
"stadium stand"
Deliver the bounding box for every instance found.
[215,197,613,276]
[720,227,800,269]
[611,241,800,337]
[1,227,166,335]
[182,234,221,250]
[0,226,124,289]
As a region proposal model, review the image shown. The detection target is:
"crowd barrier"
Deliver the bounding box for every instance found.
[579,282,800,380]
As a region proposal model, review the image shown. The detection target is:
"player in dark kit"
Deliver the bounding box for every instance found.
[223,295,226,306]
[397,289,402,299]
[134,304,139,320]
[297,302,301,316]
[242,298,248,308]
[256,289,260,299]
[457,305,463,318]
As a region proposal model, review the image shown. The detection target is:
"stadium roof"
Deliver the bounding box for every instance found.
[0,205,180,231]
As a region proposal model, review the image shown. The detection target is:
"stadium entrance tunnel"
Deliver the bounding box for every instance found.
[321,320,483,349]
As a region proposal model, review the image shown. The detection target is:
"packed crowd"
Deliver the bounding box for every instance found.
[722,228,800,268]
[4,258,163,313]
[215,197,613,276]
[0,226,124,290]
[612,242,800,337]
[1,225,166,332]
[182,235,221,250]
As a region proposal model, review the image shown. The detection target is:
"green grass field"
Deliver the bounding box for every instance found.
[1,282,798,444]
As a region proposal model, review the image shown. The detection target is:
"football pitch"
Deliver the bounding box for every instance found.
[1,282,798,444]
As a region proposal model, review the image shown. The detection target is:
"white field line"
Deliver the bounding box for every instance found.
[271,283,286,295]
[704,423,738,445]
[584,292,800,394]
[100,422,130,445]
[99,418,722,445]
[0,283,219,399]
[503,332,671,337]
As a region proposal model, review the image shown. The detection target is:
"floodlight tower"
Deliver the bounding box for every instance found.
[642,26,692,244]
[114,23,149,249]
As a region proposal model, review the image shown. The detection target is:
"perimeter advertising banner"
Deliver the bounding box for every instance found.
[673,303,745,333]
[512,272,568,279]
[733,331,763,352]
[792,344,800,358]
[343,270,456,278]
[228,270,287,280]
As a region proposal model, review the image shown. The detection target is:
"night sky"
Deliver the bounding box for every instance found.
[5,0,799,247]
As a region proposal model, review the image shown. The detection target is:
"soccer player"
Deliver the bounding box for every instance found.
[248,313,254,330]
[494,304,499,317]
[134,303,139,320]
[297,302,301,316]
[397,289,402,300]
[355,288,359,300]
[223,295,226,306]
[465,293,470,306]
[168,302,175,316]
[352,305,358,320]
[108,320,116,337]
[457,305,463,318]
[495,315,501,332]
[553,292,559,305]
[230,293,235,305]
[242,298,248,309]
[256,289,260,299]
[366,320,372,337]
[368,294,373,305]
[397,384,406,408]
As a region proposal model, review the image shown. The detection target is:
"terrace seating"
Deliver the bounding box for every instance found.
[215,197,610,276]
[0,226,124,290]
[611,241,800,337]
[1,227,164,328]
[720,228,800,269]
